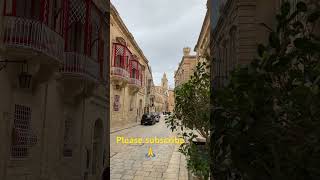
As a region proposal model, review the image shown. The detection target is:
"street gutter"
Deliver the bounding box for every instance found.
[110,123,140,134]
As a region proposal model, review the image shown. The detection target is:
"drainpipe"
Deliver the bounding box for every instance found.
[40,83,49,179]
[79,91,86,177]
[1,112,10,180]
[0,0,5,53]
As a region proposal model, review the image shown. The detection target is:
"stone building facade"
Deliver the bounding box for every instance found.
[144,65,155,113]
[161,73,169,112]
[174,47,197,87]
[194,1,211,69]
[153,86,165,112]
[0,0,110,180]
[209,0,320,87]
[152,73,169,112]
[110,4,153,128]
[168,89,175,113]
[210,0,283,88]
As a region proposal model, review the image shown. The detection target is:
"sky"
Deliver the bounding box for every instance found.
[111,0,207,88]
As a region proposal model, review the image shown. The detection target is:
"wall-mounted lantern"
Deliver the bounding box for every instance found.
[0,59,32,88]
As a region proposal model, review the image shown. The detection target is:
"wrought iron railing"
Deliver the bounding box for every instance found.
[60,52,99,81]
[2,16,64,63]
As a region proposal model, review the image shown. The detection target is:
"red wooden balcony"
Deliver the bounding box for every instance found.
[128,59,143,93]
[111,66,130,80]
[127,77,142,94]
[128,78,142,87]
[2,16,64,64]
[59,52,99,82]
[111,43,130,86]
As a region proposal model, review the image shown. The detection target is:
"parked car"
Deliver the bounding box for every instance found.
[141,113,156,125]
[163,112,171,116]
[154,112,160,122]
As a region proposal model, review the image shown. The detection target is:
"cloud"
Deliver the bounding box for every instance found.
[111,0,206,86]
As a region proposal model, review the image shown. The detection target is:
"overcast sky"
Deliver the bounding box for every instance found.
[111,0,207,88]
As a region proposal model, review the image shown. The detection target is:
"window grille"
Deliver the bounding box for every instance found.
[11,104,36,159]
[69,0,86,25]
[113,44,129,68]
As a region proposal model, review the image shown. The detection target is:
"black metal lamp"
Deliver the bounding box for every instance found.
[0,59,32,88]
[19,72,32,89]
[19,62,32,89]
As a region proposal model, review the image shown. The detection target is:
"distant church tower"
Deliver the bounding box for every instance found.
[162,73,169,112]
[161,73,168,94]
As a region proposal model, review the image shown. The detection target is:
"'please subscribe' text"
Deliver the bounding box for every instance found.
[116,136,185,144]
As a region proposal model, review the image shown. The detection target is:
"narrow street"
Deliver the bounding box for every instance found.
[110,115,188,180]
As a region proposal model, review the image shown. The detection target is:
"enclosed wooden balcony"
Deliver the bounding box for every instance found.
[128,60,143,94]
[128,77,141,88]
[110,66,130,83]
[2,16,64,65]
[111,43,131,88]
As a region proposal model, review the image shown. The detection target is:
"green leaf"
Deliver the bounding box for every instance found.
[257,44,266,57]
[296,2,307,12]
[269,32,280,49]
[292,79,303,86]
[294,38,314,51]
[281,2,291,17]
[311,85,319,94]
[292,21,304,29]
[307,10,320,23]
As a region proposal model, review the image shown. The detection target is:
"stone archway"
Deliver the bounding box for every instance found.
[92,119,103,178]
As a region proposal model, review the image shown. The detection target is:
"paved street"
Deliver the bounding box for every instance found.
[110,115,188,180]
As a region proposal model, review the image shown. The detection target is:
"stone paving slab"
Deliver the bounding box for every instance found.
[110,117,188,180]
